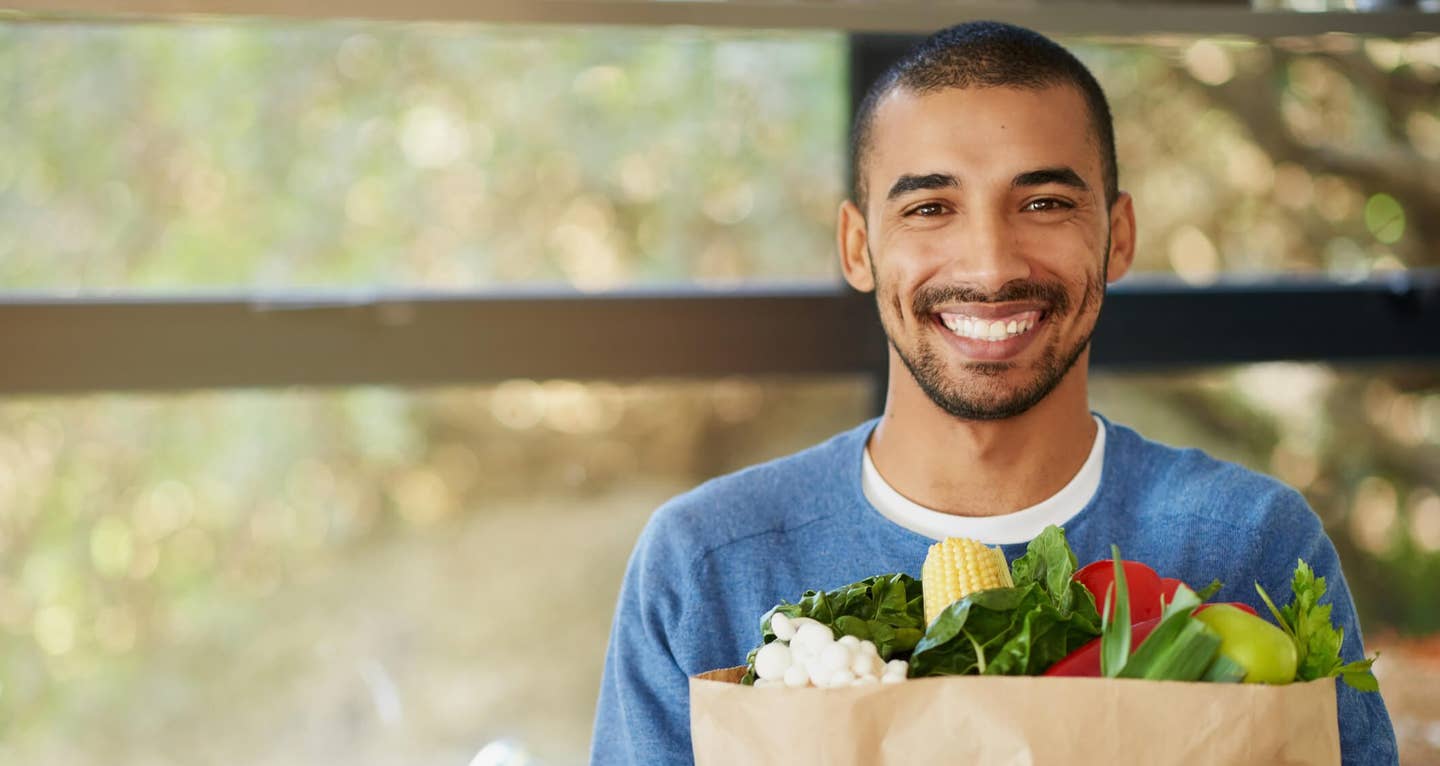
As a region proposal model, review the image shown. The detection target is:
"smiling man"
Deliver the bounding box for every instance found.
[839,80,1130,520]
[591,21,1396,766]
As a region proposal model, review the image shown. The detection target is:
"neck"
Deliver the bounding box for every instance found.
[867,350,1098,517]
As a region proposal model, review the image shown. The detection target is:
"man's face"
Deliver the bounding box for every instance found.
[840,84,1134,421]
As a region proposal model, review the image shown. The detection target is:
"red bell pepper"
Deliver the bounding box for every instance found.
[1045,616,1162,676]
[1074,559,1165,622]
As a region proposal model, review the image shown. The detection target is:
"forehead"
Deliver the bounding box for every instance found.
[865,84,1099,195]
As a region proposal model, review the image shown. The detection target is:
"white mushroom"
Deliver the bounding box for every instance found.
[791,622,835,653]
[881,658,910,684]
[754,641,793,681]
[783,665,810,688]
[851,650,883,678]
[818,642,852,675]
[769,612,798,642]
[805,656,831,687]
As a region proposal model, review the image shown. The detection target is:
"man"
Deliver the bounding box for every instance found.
[591,21,1397,765]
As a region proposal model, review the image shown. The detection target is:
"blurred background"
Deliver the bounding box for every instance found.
[0,5,1438,765]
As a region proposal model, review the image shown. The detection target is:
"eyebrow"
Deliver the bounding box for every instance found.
[1013,166,1089,191]
[885,173,958,201]
[885,166,1089,202]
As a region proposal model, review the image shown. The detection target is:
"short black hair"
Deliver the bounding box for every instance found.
[850,21,1118,212]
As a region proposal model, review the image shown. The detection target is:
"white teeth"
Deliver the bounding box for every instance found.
[941,314,1039,341]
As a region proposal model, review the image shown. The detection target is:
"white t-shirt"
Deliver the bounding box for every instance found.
[861,415,1105,545]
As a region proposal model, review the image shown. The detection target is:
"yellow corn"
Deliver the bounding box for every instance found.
[922,537,1014,625]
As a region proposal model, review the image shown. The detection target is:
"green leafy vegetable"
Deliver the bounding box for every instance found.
[908,526,1101,678]
[1255,560,1380,692]
[741,572,925,684]
[1010,524,1080,612]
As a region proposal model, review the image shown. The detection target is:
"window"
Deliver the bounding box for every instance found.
[3,5,1438,764]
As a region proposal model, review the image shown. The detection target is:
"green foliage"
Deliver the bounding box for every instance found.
[744,572,926,680]
[1256,560,1380,691]
[909,526,1102,678]
[0,23,845,289]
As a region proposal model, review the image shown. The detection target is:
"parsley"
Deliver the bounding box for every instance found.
[1255,560,1379,692]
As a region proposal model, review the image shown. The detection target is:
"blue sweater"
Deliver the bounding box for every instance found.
[590,417,1398,765]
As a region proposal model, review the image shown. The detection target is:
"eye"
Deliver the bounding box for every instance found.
[1023,197,1074,213]
[905,202,948,217]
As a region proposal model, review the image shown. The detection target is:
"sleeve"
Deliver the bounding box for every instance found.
[590,510,698,766]
[1253,489,1399,766]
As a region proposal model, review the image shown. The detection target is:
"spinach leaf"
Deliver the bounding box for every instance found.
[1010,524,1079,612]
[748,572,925,672]
[909,526,1101,678]
[909,584,1101,677]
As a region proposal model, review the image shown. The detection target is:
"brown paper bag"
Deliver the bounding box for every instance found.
[691,666,1339,765]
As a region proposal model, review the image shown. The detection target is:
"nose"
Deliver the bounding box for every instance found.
[941,207,1031,295]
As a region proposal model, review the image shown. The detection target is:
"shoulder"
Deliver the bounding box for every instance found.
[1102,417,1318,536]
[1096,417,1337,612]
[635,419,875,566]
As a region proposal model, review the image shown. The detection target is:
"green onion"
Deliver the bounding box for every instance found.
[1202,654,1248,683]
[1099,546,1131,677]
[1121,618,1221,682]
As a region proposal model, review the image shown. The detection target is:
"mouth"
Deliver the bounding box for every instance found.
[936,309,1045,342]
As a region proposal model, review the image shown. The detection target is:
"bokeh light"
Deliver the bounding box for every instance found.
[1,19,1438,766]
[1409,490,1440,553]
[1364,193,1406,245]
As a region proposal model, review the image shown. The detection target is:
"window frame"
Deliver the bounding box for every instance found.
[2,274,1437,394]
[1,6,1438,396]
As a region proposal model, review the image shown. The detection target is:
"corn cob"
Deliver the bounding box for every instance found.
[922,537,1014,625]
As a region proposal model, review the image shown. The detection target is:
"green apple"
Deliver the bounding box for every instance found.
[1194,604,1298,684]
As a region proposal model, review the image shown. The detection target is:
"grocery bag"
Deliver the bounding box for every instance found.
[690,665,1339,766]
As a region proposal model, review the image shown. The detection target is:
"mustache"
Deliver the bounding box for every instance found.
[912,280,1072,316]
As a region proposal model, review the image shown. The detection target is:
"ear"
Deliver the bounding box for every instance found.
[1105,191,1136,284]
[837,199,875,293]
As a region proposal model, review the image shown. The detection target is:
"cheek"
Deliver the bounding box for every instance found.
[873,267,907,322]
[1027,234,1106,285]
[873,239,938,294]
[879,265,933,323]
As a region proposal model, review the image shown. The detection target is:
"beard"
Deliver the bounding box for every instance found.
[874,247,1108,422]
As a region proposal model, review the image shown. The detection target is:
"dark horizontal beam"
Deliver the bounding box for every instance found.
[0,285,889,394]
[1091,272,1440,368]
[1,274,1437,394]
[3,1,1440,37]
